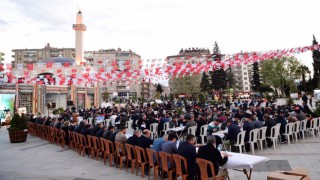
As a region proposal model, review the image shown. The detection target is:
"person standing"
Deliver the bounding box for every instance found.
[177,134,197,180]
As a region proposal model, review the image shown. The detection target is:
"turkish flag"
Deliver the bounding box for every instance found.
[64,62,70,67]
[27,63,33,70]
[46,62,53,68]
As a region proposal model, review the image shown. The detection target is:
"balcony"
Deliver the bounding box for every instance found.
[73,24,87,31]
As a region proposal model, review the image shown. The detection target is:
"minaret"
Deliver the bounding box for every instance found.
[73,10,86,65]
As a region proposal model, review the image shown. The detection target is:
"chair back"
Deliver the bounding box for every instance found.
[150,123,158,139]
[79,134,88,146]
[300,119,308,131]
[125,143,136,160]
[91,136,100,149]
[285,123,293,134]
[200,125,208,136]
[259,127,267,140]
[237,130,246,145]
[135,146,147,163]
[146,148,159,167]
[60,129,66,139]
[188,126,197,136]
[105,139,115,154]
[163,122,170,135]
[158,151,174,171]
[196,158,216,180]
[105,119,111,126]
[249,129,259,143]
[293,121,300,133]
[126,120,133,130]
[115,141,126,157]
[172,154,188,177]
[87,135,93,148]
[274,125,281,137]
[100,137,106,152]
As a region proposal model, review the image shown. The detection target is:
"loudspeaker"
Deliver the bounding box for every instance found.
[67,101,73,106]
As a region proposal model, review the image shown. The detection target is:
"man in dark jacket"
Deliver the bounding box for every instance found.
[137,130,154,149]
[276,110,287,143]
[127,130,141,146]
[263,113,276,147]
[225,119,240,146]
[197,136,229,179]
[177,134,197,180]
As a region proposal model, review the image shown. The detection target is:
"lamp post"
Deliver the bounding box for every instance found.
[58,89,61,109]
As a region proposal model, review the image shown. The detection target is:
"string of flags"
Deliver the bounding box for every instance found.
[1,43,319,86]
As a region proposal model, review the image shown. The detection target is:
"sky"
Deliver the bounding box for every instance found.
[0,0,319,72]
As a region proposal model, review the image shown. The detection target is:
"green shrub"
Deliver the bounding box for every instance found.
[8,113,28,131]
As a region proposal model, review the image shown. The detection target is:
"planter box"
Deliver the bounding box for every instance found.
[8,129,28,143]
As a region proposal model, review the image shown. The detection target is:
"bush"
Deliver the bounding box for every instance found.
[8,113,28,131]
[314,107,320,117]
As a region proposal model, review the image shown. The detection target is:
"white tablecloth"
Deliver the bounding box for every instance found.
[168,126,185,132]
[221,152,269,169]
[212,131,225,138]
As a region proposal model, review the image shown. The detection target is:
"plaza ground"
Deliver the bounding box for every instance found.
[0,126,320,180]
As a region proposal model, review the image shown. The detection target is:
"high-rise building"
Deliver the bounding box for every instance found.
[232,63,253,93]
[73,10,86,65]
[11,43,75,68]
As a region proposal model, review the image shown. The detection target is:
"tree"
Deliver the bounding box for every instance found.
[101,91,109,102]
[259,83,273,93]
[296,65,311,93]
[251,62,261,92]
[213,41,221,54]
[156,84,163,94]
[312,35,320,88]
[200,72,211,92]
[260,56,301,97]
[210,69,227,91]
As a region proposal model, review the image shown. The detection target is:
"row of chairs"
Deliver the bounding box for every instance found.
[230,118,320,154]
[28,122,66,148]
[29,122,223,180]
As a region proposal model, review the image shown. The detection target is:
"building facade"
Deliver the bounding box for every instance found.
[84,48,142,100]
[0,52,4,63]
[11,43,75,68]
[232,63,253,93]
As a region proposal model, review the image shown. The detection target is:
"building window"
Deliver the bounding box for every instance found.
[244,82,248,85]
[244,72,247,75]
[245,87,249,90]
[244,77,248,80]
[243,67,247,70]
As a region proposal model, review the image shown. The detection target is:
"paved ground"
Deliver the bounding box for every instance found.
[0,126,320,180]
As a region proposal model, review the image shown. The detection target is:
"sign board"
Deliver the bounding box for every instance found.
[290,93,299,99]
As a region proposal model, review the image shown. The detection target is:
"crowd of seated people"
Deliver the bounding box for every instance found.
[26,98,318,180]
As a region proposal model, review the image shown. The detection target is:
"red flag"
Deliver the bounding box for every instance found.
[27,64,33,70]
[71,69,77,73]
[57,69,62,73]
[64,62,70,67]
[46,62,53,68]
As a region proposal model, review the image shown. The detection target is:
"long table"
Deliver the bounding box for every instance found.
[221,151,269,180]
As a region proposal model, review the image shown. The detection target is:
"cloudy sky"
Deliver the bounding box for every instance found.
[0,0,319,71]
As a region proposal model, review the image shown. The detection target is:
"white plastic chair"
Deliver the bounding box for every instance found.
[275,123,282,143]
[230,130,246,153]
[150,123,158,139]
[162,122,170,136]
[266,126,280,149]
[258,127,267,150]
[187,126,197,136]
[292,121,300,143]
[126,120,133,131]
[199,125,208,145]
[299,119,308,139]
[247,129,260,154]
[307,118,319,138]
[282,123,294,145]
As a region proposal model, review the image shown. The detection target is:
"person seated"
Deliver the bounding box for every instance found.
[169,115,179,128]
[263,113,276,147]
[115,126,128,146]
[146,114,159,130]
[127,130,141,146]
[251,116,263,129]
[161,133,178,154]
[96,125,107,138]
[137,114,147,130]
[152,134,168,152]
[103,126,115,140]
[137,129,154,149]
[276,110,288,143]
[81,123,91,136]
[207,119,221,134]
[182,114,196,137]
[177,134,197,180]
[90,122,103,136]
[224,119,240,151]
[197,136,229,180]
